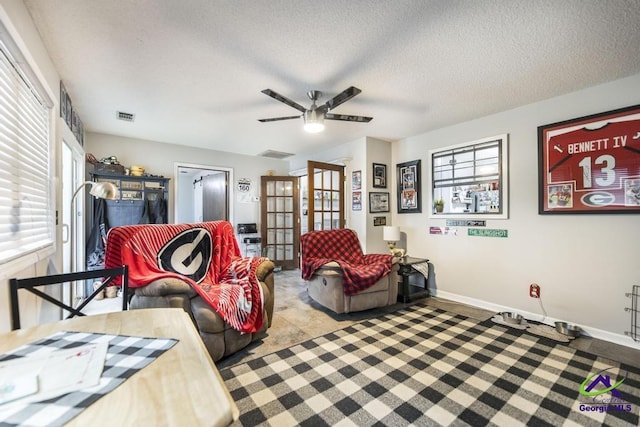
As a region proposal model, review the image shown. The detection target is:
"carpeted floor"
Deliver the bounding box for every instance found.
[220,303,640,426]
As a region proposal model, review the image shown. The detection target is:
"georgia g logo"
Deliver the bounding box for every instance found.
[157,228,212,283]
[581,191,615,207]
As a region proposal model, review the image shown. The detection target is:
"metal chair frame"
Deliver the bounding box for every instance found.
[9,266,128,330]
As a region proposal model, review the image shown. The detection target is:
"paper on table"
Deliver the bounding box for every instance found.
[0,341,108,408]
[0,371,38,405]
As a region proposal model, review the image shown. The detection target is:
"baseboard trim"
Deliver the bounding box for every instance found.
[434,290,640,351]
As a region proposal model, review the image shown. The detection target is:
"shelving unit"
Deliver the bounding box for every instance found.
[90,172,170,227]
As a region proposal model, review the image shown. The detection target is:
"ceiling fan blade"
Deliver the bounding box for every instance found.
[325,113,372,123]
[261,89,307,113]
[258,115,301,122]
[317,86,362,114]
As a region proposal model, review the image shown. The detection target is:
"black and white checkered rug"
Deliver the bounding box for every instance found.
[221,304,640,426]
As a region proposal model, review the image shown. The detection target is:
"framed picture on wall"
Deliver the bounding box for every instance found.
[373,216,386,226]
[397,160,421,213]
[352,170,362,190]
[60,81,67,120]
[373,163,386,188]
[352,191,362,211]
[538,104,640,214]
[369,192,390,213]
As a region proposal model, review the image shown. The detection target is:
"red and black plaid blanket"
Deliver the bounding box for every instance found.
[301,228,393,296]
[105,221,265,334]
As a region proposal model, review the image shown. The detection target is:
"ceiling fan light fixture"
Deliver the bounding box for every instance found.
[303,109,325,133]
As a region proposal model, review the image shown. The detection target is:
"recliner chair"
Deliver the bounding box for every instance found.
[301,228,398,314]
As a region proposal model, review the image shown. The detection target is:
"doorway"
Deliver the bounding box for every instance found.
[62,137,84,305]
[175,163,233,224]
[307,161,345,232]
[260,176,300,270]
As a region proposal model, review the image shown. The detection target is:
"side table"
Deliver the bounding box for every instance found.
[397,256,429,303]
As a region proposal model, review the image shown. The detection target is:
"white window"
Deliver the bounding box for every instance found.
[0,38,54,266]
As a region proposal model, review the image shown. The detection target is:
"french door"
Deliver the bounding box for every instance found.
[307,161,345,232]
[261,176,300,270]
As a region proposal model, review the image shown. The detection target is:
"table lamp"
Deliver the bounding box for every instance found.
[383,226,405,257]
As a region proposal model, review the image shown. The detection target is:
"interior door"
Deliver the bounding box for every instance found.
[62,137,84,306]
[202,172,228,221]
[307,161,345,232]
[261,176,299,270]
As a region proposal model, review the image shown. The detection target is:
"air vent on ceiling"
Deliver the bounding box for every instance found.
[116,111,135,122]
[259,150,294,159]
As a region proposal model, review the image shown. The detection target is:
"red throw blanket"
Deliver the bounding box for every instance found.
[300,228,393,296]
[105,221,265,334]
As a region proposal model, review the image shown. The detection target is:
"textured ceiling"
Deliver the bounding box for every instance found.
[23,0,640,158]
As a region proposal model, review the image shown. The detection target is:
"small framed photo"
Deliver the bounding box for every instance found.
[352,191,362,211]
[373,216,387,226]
[60,81,67,120]
[373,163,386,188]
[369,192,390,213]
[352,170,362,190]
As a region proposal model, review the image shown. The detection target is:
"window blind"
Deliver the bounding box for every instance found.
[0,41,54,265]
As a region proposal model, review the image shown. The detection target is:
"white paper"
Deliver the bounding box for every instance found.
[0,341,108,408]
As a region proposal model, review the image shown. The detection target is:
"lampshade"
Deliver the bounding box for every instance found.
[303,109,325,133]
[88,181,119,199]
[383,226,401,242]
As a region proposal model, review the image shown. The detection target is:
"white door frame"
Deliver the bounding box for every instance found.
[61,125,85,305]
[174,162,234,225]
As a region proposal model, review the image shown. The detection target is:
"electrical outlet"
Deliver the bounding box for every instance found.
[529,283,540,298]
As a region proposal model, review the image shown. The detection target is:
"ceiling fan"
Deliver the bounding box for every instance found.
[258,86,373,133]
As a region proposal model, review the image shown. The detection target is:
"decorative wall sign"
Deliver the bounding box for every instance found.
[429,226,458,235]
[369,192,390,213]
[538,104,640,214]
[237,178,251,192]
[468,228,508,238]
[446,219,486,227]
[397,160,421,213]
[373,163,386,188]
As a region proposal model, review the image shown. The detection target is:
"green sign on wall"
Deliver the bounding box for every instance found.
[468,228,508,238]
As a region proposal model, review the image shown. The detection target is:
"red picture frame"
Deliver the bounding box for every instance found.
[538,104,640,214]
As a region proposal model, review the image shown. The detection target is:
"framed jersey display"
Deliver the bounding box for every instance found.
[538,104,640,214]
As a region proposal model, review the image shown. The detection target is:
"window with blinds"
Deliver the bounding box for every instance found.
[0,40,54,265]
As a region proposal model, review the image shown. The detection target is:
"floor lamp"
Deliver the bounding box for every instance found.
[70,181,119,301]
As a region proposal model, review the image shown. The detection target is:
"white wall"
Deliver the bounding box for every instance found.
[393,73,640,347]
[85,133,289,227]
[365,138,394,254]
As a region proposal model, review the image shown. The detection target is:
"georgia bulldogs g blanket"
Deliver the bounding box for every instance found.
[105,221,265,334]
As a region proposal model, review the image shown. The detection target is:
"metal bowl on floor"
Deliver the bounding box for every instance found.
[501,312,523,325]
[555,321,582,338]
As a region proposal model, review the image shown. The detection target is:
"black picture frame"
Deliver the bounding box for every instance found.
[59,81,67,120]
[65,93,73,129]
[397,160,421,213]
[369,192,390,213]
[373,216,387,226]
[538,104,640,214]
[373,163,386,188]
